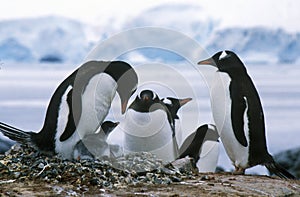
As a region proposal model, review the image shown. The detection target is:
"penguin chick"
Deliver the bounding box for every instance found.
[73,121,119,160]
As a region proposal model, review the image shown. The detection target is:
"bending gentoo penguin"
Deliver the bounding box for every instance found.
[107,90,192,162]
[0,61,138,159]
[73,121,120,160]
[178,124,219,172]
[198,50,295,179]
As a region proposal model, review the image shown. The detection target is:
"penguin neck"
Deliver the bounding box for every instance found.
[224,70,249,81]
[78,73,118,135]
[129,100,164,113]
[94,73,118,110]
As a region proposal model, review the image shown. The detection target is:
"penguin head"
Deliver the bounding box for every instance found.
[139,90,158,102]
[104,61,138,114]
[100,121,119,136]
[198,50,247,76]
[162,97,192,119]
[129,90,163,112]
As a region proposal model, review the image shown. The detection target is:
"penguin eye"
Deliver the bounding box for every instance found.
[219,51,228,60]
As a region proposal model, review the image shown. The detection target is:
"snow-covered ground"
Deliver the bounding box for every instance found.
[0,61,299,175]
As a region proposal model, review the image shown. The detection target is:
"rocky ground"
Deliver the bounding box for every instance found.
[1,173,299,196]
[0,145,299,196]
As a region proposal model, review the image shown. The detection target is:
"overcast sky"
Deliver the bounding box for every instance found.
[0,0,299,32]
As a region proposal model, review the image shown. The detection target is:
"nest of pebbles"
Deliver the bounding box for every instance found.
[0,144,197,189]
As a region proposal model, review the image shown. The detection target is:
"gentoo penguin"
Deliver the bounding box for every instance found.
[198,50,295,179]
[161,97,192,135]
[73,121,119,160]
[107,90,192,162]
[0,61,138,159]
[178,124,219,172]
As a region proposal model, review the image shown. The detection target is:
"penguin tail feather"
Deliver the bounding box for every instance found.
[0,122,32,144]
[265,161,296,180]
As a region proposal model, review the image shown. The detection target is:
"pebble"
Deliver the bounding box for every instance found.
[0,144,197,188]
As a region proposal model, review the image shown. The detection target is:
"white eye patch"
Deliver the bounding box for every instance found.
[163,98,172,105]
[219,51,228,60]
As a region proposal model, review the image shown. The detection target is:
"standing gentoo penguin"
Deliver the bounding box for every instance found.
[107,90,192,162]
[198,50,295,179]
[178,124,219,172]
[0,61,138,159]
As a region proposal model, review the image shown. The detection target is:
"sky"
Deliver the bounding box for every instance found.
[0,0,299,32]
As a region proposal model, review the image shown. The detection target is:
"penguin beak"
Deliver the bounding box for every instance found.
[197,58,217,67]
[179,98,192,106]
[142,95,150,102]
[121,99,128,114]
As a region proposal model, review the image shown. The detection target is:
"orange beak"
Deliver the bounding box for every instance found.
[121,99,128,114]
[197,58,217,67]
[179,98,192,106]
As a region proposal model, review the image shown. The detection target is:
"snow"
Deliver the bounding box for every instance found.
[206,27,300,64]
[0,16,91,64]
[0,4,299,64]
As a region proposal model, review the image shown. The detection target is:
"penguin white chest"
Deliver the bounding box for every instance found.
[76,73,117,138]
[108,109,178,162]
[55,73,117,159]
[210,72,249,168]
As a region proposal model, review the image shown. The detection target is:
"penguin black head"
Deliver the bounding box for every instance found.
[162,97,192,119]
[100,121,119,136]
[104,61,138,114]
[129,90,162,113]
[139,90,158,102]
[198,50,247,77]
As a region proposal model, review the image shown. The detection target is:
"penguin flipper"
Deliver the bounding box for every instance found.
[265,160,296,180]
[178,124,208,161]
[230,92,248,147]
[0,122,32,144]
[59,89,77,142]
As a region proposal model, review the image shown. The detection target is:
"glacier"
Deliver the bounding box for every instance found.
[0,16,91,64]
[0,3,299,64]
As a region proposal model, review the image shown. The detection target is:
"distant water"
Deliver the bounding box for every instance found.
[0,62,299,175]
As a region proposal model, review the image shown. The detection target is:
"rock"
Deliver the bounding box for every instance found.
[0,136,15,154]
[273,147,300,179]
[0,144,299,196]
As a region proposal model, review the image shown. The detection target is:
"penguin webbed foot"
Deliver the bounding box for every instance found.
[233,167,245,175]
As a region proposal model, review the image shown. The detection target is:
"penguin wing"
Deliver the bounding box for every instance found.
[178,124,208,160]
[71,61,106,125]
[231,94,248,147]
[59,88,77,141]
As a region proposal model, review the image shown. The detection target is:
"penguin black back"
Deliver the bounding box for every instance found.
[59,61,138,142]
[72,61,138,127]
